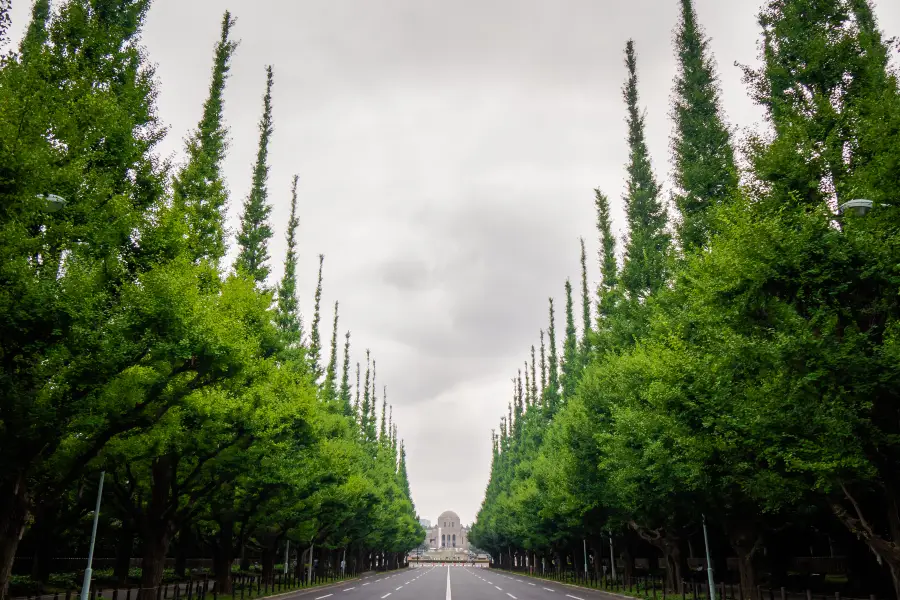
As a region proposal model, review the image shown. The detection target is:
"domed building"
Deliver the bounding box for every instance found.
[425,510,470,550]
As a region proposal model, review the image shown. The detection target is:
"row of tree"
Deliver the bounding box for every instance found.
[0,2,424,600]
[470,0,900,599]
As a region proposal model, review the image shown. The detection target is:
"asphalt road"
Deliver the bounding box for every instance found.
[306,566,621,600]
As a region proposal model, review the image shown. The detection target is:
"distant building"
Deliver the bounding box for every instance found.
[419,518,431,528]
[425,510,469,550]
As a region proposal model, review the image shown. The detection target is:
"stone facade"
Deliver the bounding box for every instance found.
[425,510,469,550]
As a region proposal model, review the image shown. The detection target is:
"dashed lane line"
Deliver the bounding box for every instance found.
[566,595,585,600]
[528,583,536,586]
[315,595,333,600]
[342,588,355,591]
[381,595,391,599]
[507,595,517,600]
[362,584,370,587]
[395,587,403,591]
[544,588,556,592]
[495,586,503,591]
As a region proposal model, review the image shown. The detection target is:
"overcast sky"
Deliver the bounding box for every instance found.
[10,0,900,527]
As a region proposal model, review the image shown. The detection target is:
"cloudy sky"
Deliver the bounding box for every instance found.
[10,0,900,526]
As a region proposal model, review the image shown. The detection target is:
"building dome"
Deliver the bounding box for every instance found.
[437,511,461,528]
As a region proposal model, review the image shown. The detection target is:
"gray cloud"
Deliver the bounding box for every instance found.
[10,0,899,526]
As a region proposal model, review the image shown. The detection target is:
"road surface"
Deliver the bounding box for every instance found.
[298,566,621,600]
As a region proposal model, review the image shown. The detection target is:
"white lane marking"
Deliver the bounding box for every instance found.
[446,566,452,600]
[566,596,584,600]
[375,579,383,582]
[544,588,556,592]
[396,587,403,591]
[381,595,391,599]
[342,588,355,591]
[362,583,370,587]
[495,586,503,591]
[507,595,517,600]
[316,596,333,600]
[528,583,536,586]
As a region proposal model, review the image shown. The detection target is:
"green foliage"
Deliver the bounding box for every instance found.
[671,0,738,253]
[0,5,422,597]
[619,41,669,301]
[473,1,900,595]
[235,66,275,285]
[172,11,237,266]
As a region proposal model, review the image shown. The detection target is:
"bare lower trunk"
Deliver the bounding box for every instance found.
[0,476,30,600]
[214,520,234,594]
[138,527,171,600]
[629,522,681,592]
[727,522,762,600]
[832,482,900,600]
[261,547,275,585]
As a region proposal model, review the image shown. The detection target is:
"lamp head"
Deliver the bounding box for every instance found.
[838,199,873,217]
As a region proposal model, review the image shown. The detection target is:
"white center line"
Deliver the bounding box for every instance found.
[507,595,517,600]
[316,596,333,600]
[446,567,452,600]
[566,596,584,600]
[381,595,391,599]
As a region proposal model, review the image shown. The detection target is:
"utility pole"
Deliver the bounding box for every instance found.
[80,472,105,600]
[702,515,716,600]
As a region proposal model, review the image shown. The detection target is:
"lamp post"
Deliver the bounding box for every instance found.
[702,514,715,600]
[80,472,105,600]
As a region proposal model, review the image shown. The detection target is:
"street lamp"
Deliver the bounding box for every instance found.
[702,514,715,600]
[36,194,67,212]
[80,472,105,600]
[837,199,873,217]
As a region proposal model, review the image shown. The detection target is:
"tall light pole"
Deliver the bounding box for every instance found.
[702,514,715,600]
[80,472,105,600]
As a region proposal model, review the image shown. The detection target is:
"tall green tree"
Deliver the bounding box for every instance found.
[671,0,738,253]
[339,331,352,415]
[579,237,592,361]
[275,175,304,357]
[744,0,900,210]
[172,12,238,265]
[235,66,275,285]
[308,254,325,380]
[530,345,538,403]
[545,300,560,414]
[561,280,579,403]
[0,0,168,592]
[539,330,547,398]
[322,301,340,403]
[619,40,669,300]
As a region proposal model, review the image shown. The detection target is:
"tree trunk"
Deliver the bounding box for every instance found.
[138,456,179,600]
[832,483,900,600]
[138,526,172,600]
[727,521,762,600]
[0,476,31,600]
[261,546,275,586]
[214,520,234,594]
